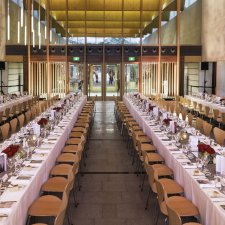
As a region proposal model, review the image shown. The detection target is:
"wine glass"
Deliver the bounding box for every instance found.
[196,158,202,171]
[214,175,222,191]
[7,158,15,176]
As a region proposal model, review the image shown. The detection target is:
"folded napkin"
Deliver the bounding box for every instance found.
[0,190,23,202]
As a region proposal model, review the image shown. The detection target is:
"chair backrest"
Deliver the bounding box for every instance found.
[18,114,25,128]
[196,117,203,131]
[188,113,194,126]
[11,105,17,114]
[193,101,197,110]
[221,112,225,123]
[10,118,18,134]
[181,110,187,121]
[155,179,166,212]
[4,108,10,117]
[31,107,36,119]
[213,109,220,119]
[198,103,203,112]
[167,204,182,225]
[0,111,3,123]
[55,192,68,225]
[25,110,32,124]
[147,164,156,192]
[202,121,213,137]
[213,127,225,146]
[0,123,10,140]
[204,106,210,116]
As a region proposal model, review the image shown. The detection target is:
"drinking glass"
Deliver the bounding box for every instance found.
[214,176,222,191]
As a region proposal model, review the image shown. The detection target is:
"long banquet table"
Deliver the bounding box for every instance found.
[0,95,87,225]
[185,95,225,113]
[0,96,33,113]
[124,95,225,225]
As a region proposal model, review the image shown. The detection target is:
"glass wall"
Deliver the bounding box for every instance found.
[106,64,120,97]
[88,64,102,97]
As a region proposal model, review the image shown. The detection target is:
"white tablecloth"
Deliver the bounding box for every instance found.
[185,95,225,113]
[0,96,87,225]
[124,95,225,225]
[0,96,33,113]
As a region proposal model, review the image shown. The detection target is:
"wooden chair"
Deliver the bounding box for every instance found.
[31,107,37,119]
[2,108,10,122]
[0,123,10,140]
[0,111,3,124]
[16,103,22,115]
[18,114,25,128]
[197,104,204,117]
[10,118,18,134]
[156,180,199,223]
[202,121,213,137]
[213,127,225,146]
[25,110,32,124]
[9,105,17,118]
[187,113,194,126]
[217,112,225,127]
[27,193,68,225]
[181,110,187,121]
[167,203,201,225]
[195,117,203,131]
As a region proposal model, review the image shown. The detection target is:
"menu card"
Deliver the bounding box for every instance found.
[153,107,159,117]
[216,155,225,174]
[189,135,198,148]
[32,123,41,137]
[170,121,176,134]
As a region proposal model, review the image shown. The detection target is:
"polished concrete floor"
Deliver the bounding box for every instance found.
[71,101,164,225]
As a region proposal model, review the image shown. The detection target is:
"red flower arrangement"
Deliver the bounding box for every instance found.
[2,145,20,158]
[198,143,215,155]
[37,118,48,126]
[53,107,63,112]
[163,118,172,125]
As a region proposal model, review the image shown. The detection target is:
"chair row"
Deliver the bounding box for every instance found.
[115,100,202,225]
[26,100,95,225]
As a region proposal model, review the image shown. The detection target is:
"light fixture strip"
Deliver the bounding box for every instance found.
[17,0,20,43]
[7,0,10,40]
[21,0,24,27]
[24,12,27,45]
[31,0,34,32]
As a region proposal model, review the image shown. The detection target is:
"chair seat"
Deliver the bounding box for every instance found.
[50,164,73,177]
[41,177,68,193]
[66,138,84,145]
[139,136,152,143]
[146,153,164,163]
[57,153,79,164]
[160,178,184,195]
[140,144,156,152]
[152,164,173,177]
[28,195,61,217]
[62,145,82,153]
[166,196,199,217]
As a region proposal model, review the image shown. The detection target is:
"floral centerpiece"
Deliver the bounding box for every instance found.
[198,143,215,163]
[2,145,20,158]
[37,118,48,127]
[163,118,172,126]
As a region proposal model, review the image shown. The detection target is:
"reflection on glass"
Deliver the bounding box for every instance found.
[106,64,120,97]
[88,64,102,97]
[125,64,139,93]
[68,37,85,45]
[69,64,84,93]
[87,37,104,44]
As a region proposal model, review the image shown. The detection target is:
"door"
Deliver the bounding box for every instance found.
[87,64,102,99]
[69,63,84,93]
[124,63,139,93]
[105,64,121,99]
